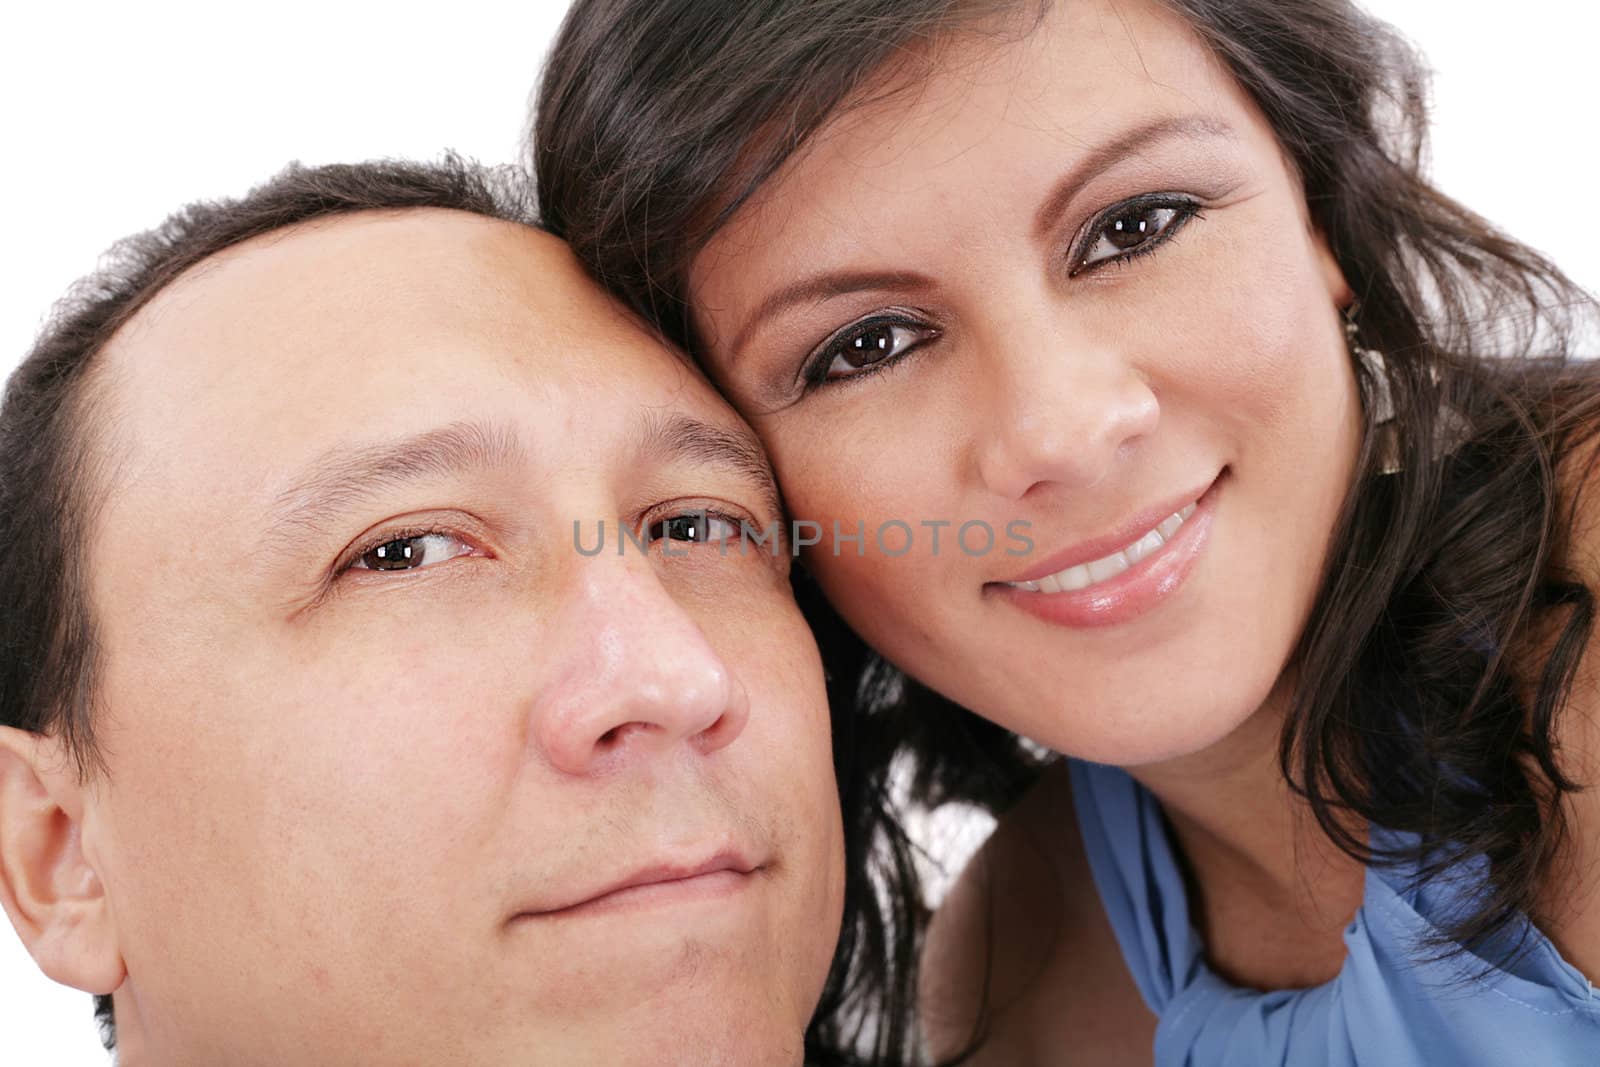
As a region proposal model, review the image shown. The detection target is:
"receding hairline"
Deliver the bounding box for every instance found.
[72,202,743,603]
[109,206,560,353]
[74,205,557,546]
[45,205,561,778]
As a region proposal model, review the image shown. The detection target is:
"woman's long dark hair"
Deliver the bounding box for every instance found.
[533,0,1600,1061]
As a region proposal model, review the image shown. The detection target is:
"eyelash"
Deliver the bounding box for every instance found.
[797,192,1203,391]
[800,312,938,390]
[1067,193,1203,277]
[334,504,761,582]
[336,523,482,579]
[641,506,750,548]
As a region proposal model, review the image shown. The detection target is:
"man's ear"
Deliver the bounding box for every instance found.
[0,726,124,995]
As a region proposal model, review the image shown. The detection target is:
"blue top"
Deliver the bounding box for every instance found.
[1069,758,1600,1065]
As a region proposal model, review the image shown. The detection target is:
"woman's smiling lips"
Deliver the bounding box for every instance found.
[990,471,1226,628]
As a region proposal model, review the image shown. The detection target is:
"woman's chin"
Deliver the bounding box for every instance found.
[985,680,1284,771]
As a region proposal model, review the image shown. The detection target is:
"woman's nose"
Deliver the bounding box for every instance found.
[974,338,1159,500]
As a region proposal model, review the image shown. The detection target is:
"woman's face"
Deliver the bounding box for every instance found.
[688,0,1362,766]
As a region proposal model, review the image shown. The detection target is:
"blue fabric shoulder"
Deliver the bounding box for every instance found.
[1067,758,1600,1065]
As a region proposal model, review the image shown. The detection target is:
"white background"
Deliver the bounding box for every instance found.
[1,2,1596,1063]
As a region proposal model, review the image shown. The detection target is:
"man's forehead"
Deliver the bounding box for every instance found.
[111,208,572,359]
[83,207,765,533]
[93,210,671,457]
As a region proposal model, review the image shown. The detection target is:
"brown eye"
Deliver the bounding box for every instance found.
[1075,199,1198,274]
[353,533,472,573]
[648,511,740,545]
[1105,208,1165,250]
[842,324,897,368]
[812,318,939,384]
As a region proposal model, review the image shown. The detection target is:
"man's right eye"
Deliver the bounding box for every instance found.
[349,531,476,573]
[647,511,741,545]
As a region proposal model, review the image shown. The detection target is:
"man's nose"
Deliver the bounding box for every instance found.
[527,554,750,777]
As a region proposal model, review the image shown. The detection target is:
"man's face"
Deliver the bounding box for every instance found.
[77,212,843,1065]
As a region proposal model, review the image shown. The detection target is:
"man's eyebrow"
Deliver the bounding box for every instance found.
[1031,114,1240,240]
[270,420,526,534]
[635,411,783,520]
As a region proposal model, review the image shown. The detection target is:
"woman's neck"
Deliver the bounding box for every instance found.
[1126,678,1368,989]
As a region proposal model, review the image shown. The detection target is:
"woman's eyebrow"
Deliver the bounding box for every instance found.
[268,419,526,536]
[1031,114,1241,240]
[633,411,784,520]
[723,116,1237,363]
[728,270,932,365]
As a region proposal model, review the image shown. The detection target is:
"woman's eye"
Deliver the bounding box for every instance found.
[350,532,474,573]
[809,318,938,385]
[1074,200,1198,274]
[648,511,742,545]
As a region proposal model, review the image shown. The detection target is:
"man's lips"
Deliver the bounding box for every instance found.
[513,850,760,920]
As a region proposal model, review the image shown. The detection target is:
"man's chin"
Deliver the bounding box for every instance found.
[526,1009,809,1067]
[484,950,817,1067]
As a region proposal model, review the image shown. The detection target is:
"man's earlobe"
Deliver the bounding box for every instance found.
[0,726,125,996]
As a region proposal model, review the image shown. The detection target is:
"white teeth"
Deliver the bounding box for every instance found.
[1007,501,1198,594]
[1056,565,1091,592]
[1125,528,1166,565]
[1086,551,1129,584]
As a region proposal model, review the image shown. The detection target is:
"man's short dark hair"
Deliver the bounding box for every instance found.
[0,155,537,1048]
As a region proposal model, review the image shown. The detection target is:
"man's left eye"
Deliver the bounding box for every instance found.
[649,512,741,544]
[352,532,474,572]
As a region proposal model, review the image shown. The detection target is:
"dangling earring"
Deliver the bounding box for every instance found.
[1344,305,1402,475]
